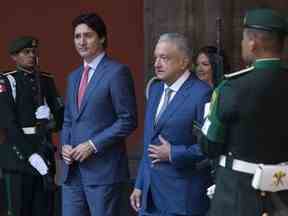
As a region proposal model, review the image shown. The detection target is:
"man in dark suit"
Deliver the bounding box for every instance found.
[0,36,64,216]
[201,9,288,216]
[61,13,137,216]
[130,33,212,216]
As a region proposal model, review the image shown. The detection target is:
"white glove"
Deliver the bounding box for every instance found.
[28,153,48,175]
[35,105,51,120]
[207,184,216,199]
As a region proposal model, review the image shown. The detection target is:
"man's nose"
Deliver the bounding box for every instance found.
[154,58,161,68]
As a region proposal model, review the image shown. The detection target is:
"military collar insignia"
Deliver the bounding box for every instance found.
[224,66,254,78]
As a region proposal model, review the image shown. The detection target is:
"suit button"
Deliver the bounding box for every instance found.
[228,152,233,156]
[12,146,17,150]
[19,156,24,160]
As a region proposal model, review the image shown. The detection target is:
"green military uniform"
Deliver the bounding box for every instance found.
[201,9,288,216]
[0,37,64,216]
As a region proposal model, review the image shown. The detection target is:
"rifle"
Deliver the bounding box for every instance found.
[34,57,56,191]
[216,17,224,86]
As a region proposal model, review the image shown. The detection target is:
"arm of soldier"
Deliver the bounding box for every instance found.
[218,81,238,123]
[0,77,34,160]
[43,74,64,132]
[200,82,229,158]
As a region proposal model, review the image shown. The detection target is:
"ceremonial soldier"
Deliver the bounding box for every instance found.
[201,9,288,216]
[0,36,64,216]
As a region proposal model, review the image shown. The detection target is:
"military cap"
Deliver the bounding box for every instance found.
[244,8,287,34]
[9,36,38,54]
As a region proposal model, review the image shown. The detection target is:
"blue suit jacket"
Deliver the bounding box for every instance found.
[136,74,212,215]
[61,55,137,185]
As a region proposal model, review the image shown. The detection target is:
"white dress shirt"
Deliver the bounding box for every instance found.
[84,52,106,82]
[155,70,191,119]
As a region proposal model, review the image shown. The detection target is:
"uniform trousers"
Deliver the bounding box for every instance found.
[3,170,53,216]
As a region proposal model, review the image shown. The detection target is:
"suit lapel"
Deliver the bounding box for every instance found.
[76,56,109,119]
[153,76,195,134]
[149,83,163,125]
[145,82,163,143]
[72,66,82,117]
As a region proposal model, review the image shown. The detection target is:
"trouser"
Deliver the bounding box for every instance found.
[3,171,54,216]
[139,189,204,216]
[62,165,127,216]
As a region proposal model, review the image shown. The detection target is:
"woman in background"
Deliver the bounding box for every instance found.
[195,46,230,88]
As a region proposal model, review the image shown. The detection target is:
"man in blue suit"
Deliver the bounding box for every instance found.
[61,13,137,216]
[130,33,212,216]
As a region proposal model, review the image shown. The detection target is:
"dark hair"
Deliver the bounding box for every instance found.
[72,12,108,48]
[195,46,230,86]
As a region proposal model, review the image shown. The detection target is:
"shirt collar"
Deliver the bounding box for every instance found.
[84,52,105,70]
[164,70,190,92]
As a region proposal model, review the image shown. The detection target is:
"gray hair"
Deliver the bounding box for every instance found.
[158,33,191,58]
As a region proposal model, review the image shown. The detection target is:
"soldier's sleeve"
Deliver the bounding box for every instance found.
[200,81,228,158]
[42,72,64,131]
[218,80,239,123]
[0,75,33,167]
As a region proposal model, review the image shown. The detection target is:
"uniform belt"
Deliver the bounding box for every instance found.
[22,127,37,135]
[219,155,258,175]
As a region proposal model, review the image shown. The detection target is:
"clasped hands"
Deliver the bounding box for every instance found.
[148,135,171,164]
[62,141,94,164]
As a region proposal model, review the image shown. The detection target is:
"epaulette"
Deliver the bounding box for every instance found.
[224,66,254,79]
[41,71,54,78]
[2,70,17,76]
[145,76,160,99]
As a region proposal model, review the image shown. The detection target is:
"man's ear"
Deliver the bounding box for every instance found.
[10,54,17,62]
[249,38,257,53]
[181,56,190,70]
[99,38,105,44]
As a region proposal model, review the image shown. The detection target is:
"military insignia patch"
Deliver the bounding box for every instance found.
[0,83,7,93]
[209,91,218,113]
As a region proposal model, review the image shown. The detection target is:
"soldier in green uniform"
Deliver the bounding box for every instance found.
[0,36,64,216]
[201,9,288,216]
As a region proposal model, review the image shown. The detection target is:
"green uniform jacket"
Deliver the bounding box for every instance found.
[202,59,288,216]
